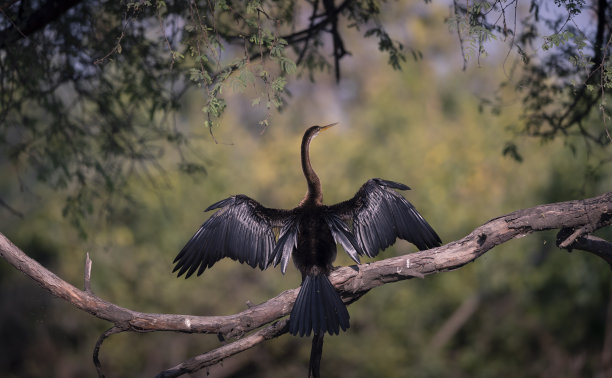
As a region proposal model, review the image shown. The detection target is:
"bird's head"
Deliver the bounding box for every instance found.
[304,122,337,142]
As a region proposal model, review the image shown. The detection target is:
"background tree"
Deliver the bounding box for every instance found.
[1,0,611,377]
[2,0,610,228]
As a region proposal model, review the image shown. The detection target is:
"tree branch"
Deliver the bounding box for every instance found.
[1,191,611,377]
[155,319,289,378]
[557,228,612,266]
[93,326,128,378]
[0,230,301,338]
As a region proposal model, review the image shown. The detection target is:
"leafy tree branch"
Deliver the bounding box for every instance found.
[2,0,611,233]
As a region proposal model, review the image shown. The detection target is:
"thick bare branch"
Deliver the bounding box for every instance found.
[156,319,289,378]
[1,191,611,377]
[331,192,612,297]
[0,231,300,338]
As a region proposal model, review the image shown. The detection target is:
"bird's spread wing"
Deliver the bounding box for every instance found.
[328,178,441,258]
[173,195,290,278]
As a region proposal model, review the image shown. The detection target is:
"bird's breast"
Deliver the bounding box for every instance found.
[292,209,337,276]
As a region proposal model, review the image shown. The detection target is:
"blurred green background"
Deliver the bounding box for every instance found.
[1,3,612,378]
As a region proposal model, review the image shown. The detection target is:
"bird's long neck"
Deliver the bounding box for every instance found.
[301,133,323,205]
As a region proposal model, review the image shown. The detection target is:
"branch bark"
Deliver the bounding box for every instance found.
[1,191,611,377]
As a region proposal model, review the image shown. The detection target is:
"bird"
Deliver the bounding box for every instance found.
[173,123,441,337]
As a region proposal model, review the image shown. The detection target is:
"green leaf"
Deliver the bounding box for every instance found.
[271,77,287,92]
[281,57,296,74]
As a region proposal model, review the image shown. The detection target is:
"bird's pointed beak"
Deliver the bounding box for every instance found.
[320,122,338,132]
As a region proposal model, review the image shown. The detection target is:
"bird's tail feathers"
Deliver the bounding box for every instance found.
[289,274,349,337]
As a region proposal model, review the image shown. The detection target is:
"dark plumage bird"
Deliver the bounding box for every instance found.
[173,124,441,337]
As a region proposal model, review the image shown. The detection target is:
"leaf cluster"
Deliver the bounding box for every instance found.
[0,0,415,228]
[450,0,611,159]
[1,0,611,231]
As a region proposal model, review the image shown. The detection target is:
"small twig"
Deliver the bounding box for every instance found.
[557,230,612,269]
[452,0,468,71]
[322,0,347,82]
[296,0,320,66]
[501,0,519,79]
[0,0,20,12]
[429,293,482,349]
[93,326,128,378]
[558,227,589,249]
[157,5,177,70]
[0,196,24,218]
[84,252,92,293]
[0,6,27,39]
[94,11,132,65]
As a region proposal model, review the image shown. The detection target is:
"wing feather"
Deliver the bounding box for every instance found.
[323,213,362,264]
[173,195,288,278]
[328,178,441,258]
[271,217,299,274]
